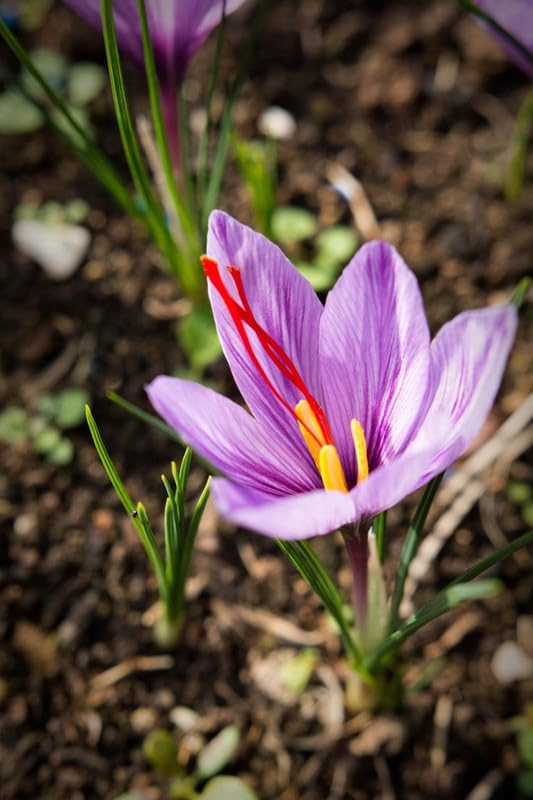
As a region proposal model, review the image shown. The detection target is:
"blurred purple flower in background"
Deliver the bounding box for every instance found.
[147,212,517,541]
[475,0,533,77]
[65,0,248,159]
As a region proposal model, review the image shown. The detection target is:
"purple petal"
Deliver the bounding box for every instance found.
[349,304,517,518]
[212,478,357,540]
[320,241,432,485]
[152,0,249,89]
[475,0,533,77]
[206,211,324,462]
[418,304,518,467]
[170,0,249,58]
[349,410,456,519]
[146,375,320,495]
[65,0,248,86]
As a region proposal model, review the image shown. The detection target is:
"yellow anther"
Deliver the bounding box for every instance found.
[350,419,369,484]
[296,399,327,470]
[319,445,349,493]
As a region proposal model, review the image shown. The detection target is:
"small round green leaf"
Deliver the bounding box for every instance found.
[200,777,257,800]
[0,407,28,444]
[64,198,90,224]
[271,206,317,243]
[15,203,39,221]
[315,225,358,267]
[507,481,533,506]
[54,389,90,429]
[27,415,48,437]
[0,91,44,134]
[196,726,240,781]
[47,437,74,466]
[37,393,57,419]
[143,729,179,776]
[67,62,106,106]
[169,775,198,800]
[295,262,336,292]
[22,48,67,99]
[41,202,65,225]
[31,425,61,455]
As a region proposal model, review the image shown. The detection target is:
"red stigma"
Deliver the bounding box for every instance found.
[201,255,333,448]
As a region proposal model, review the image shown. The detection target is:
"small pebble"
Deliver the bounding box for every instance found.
[258,105,297,140]
[491,641,533,684]
[169,706,200,732]
[14,512,38,539]
[153,689,174,710]
[131,707,157,734]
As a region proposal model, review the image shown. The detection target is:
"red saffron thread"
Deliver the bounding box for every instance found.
[201,256,333,449]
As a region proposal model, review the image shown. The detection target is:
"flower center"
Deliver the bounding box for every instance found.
[202,255,369,491]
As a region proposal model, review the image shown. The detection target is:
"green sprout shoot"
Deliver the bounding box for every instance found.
[86,405,210,648]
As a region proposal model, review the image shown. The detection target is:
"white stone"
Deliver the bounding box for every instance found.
[13,218,90,280]
[491,640,533,684]
[258,106,296,140]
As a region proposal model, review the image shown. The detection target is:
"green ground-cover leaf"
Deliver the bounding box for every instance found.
[200,776,258,800]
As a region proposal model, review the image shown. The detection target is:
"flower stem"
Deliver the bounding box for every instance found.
[342,522,369,632]
[160,84,181,173]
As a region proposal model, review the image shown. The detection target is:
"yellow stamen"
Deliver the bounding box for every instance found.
[350,419,369,483]
[295,399,327,469]
[319,445,349,493]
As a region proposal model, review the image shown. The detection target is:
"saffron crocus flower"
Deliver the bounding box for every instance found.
[147,211,517,541]
[65,0,248,161]
[474,0,533,77]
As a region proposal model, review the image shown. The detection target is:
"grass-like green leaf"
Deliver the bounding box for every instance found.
[184,476,210,566]
[106,391,183,443]
[197,0,228,200]
[107,391,218,475]
[86,405,166,596]
[277,538,362,668]
[100,0,180,270]
[448,529,533,587]
[389,474,444,631]
[366,529,533,671]
[135,0,201,296]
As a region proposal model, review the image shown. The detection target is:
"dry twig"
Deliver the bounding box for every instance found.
[401,395,533,616]
[90,655,174,691]
[326,163,381,240]
[212,599,330,646]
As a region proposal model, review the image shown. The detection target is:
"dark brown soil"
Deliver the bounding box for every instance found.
[1,1,532,799]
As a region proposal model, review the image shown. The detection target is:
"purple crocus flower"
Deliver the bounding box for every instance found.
[475,0,533,77]
[65,0,248,162]
[147,211,517,542]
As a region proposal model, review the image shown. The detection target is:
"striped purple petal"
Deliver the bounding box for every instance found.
[475,0,533,77]
[65,0,248,86]
[320,241,432,485]
[146,375,320,495]
[206,210,324,464]
[212,478,357,539]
